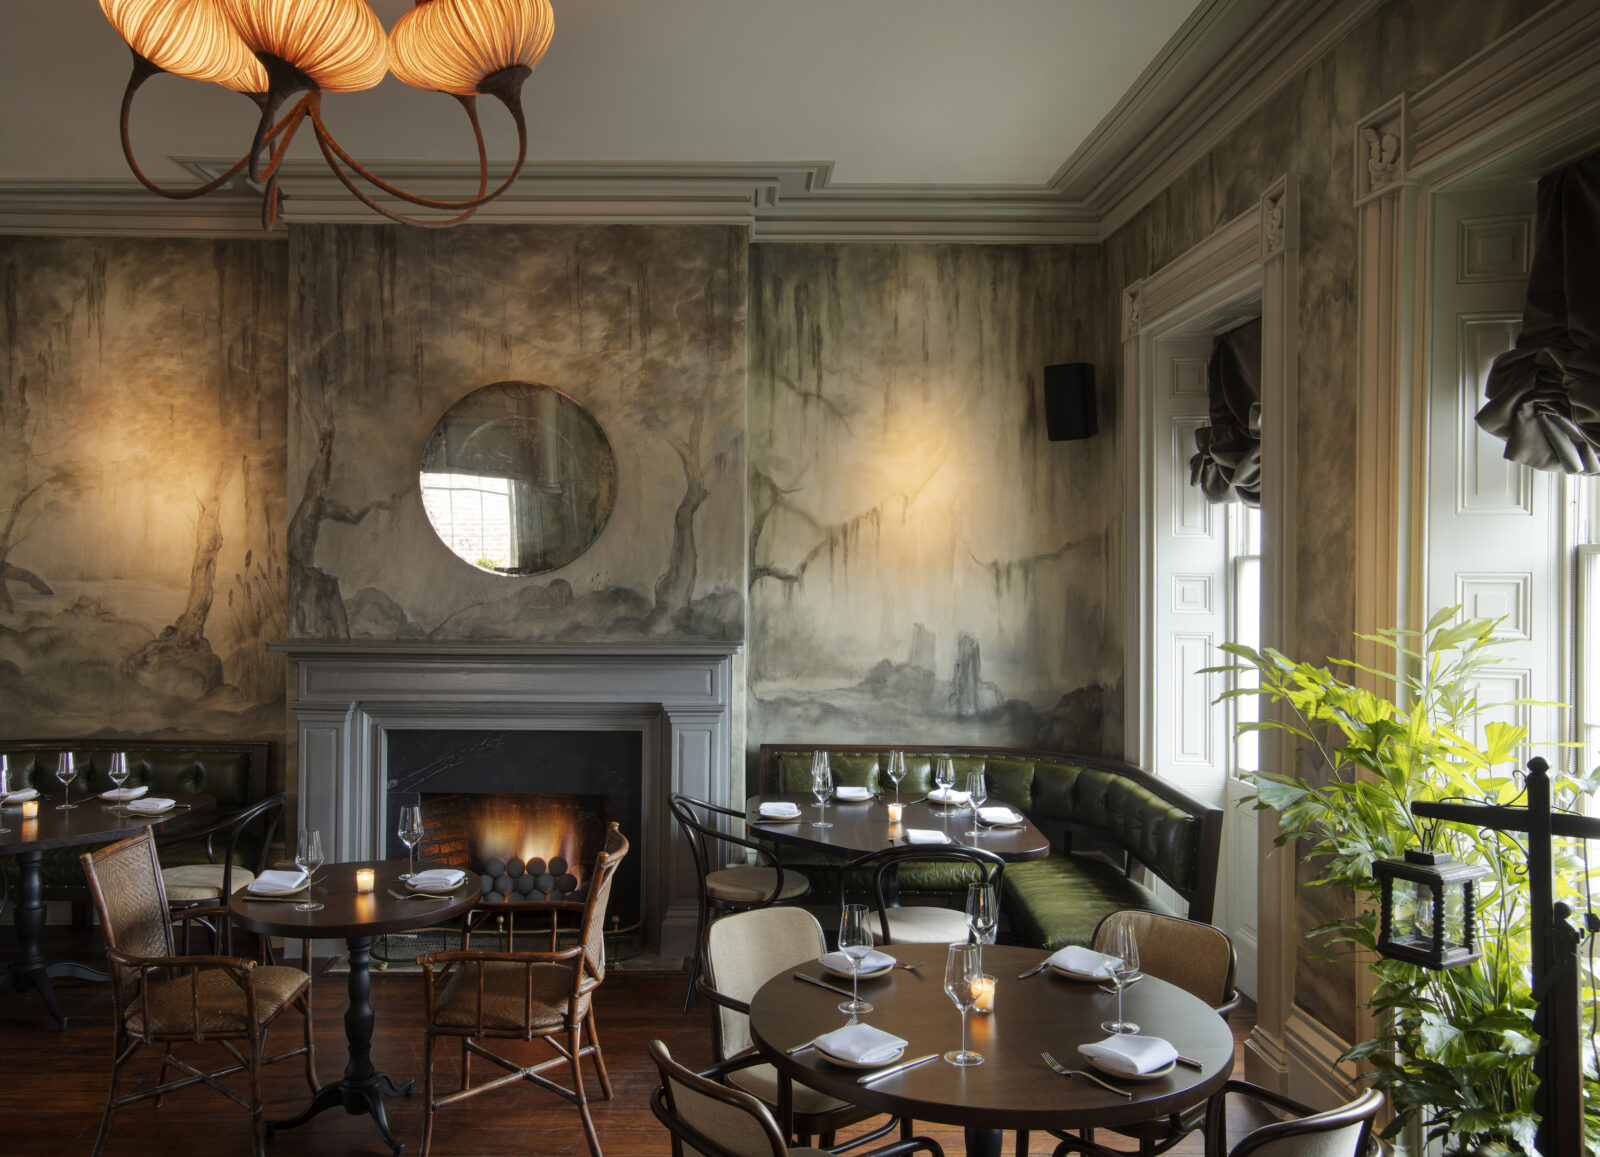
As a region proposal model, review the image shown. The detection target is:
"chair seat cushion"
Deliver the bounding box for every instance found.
[1002,853,1175,951]
[706,866,810,903]
[160,863,256,903]
[434,960,574,1031]
[126,964,306,1036]
[727,1061,856,1116]
[881,905,972,943]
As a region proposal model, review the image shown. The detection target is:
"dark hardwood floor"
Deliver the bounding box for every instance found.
[0,926,1261,1157]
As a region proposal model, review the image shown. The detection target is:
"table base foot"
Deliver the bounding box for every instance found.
[964,1126,1002,1157]
[267,1074,411,1155]
[3,959,109,1029]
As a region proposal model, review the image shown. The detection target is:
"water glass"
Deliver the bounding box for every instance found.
[810,751,833,829]
[55,752,80,810]
[0,754,11,833]
[885,750,906,803]
[933,755,955,803]
[837,903,875,1019]
[105,752,130,810]
[1101,922,1141,1035]
[965,770,988,836]
[398,805,424,880]
[295,828,325,913]
[943,942,984,1066]
[965,881,999,964]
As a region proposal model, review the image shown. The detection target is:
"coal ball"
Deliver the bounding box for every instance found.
[485,857,506,878]
[478,874,495,894]
[506,857,525,878]
[556,873,578,893]
[526,858,546,877]
[548,856,568,876]
[536,873,557,894]
[514,874,536,895]
[494,875,513,894]
[483,892,505,903]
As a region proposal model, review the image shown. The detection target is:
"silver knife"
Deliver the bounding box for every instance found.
[1070,1066,1133,1097]
[1018,961,1051,979]
[858,1053,939,1084]
[793,972,857,999]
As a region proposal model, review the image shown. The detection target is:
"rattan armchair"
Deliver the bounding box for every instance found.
[79,828,317,1157]
[418,822,629,1157]
[1204,1082,1382,1156]
[159,792,288,953]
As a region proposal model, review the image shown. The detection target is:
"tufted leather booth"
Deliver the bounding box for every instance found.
[759,745,1222,952]
[1,740,270,905]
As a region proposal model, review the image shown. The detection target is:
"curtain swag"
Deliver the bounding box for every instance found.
[1189,318,1262,506]
[1476,149,1600,475]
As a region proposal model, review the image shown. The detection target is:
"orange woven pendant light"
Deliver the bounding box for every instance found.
[98,0,267,92]
[388,0,554,95]
[216,0,388,92]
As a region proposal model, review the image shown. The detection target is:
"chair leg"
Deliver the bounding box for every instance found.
[152,1043,175,1110]
[1017,1129,1029,1156]
[682,898,710,1013]
[569,1024,603,1157]
[91,1035,130,1157]
[250,1031,266,1157]
[461,1035,472,1090]
[301,988,319,1092]
[585,1011,613,1099]
[421,1030,437,1157]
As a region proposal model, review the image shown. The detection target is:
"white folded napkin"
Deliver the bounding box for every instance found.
[928,787,971,804]
[1048,945,1120,977]
[820,948,895,973]
[408,868,467,890]
[249,869,309,895]
[978,806,1021,825]
[2,787,39,804]
[1079,1034,1178,1076]
[814,1023,908,1065]
[101,785,149,801]
[834,785,872,801]
[123,797,175,813]
[759,801,802,818]
[903,828,951,845]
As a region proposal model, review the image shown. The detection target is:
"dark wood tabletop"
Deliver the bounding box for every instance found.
[0,792,216,853]
[747,944,1234,1135]
[228,859,479,939]
[747,793,1051,862]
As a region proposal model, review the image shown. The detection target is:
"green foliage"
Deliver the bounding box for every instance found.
[1209,610,1600,1154]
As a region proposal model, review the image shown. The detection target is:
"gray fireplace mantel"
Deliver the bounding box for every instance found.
[270,639,742,957]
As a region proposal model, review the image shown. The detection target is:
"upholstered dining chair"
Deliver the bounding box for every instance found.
[649,1039,946,1157]
[158,792,288,952]
[79,827,317,1157]
[417,822,628,1157]
[670,792,812,1011]
[698,906,902,1149]
[842,844,1005,945]
[1029,910,1240,1157]
[1203,1082,1383,1157]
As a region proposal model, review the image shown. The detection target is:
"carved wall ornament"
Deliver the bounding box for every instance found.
[1354,95,1409,206]
[1363,126,1403,189]
[1259,173,1298,260]
[1123,286,1143,340]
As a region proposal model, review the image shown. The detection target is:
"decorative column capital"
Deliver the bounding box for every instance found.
[1354,95,1409,206]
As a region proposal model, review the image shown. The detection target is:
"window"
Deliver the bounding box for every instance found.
[419,472,517,572]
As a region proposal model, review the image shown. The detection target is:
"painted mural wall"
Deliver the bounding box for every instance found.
[0,237,288,748]
[285,224,746,644]
[746,244,1116,763]
[1087,0,1555,1044]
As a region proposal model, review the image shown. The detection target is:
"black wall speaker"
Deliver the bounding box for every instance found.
[1043,362,1096,441]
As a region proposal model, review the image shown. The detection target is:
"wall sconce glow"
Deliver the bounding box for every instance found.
[98,0,555,228]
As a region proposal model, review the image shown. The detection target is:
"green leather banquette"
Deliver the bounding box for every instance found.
[758,744,1223,952]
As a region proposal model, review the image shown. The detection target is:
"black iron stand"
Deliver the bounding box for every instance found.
[2,850,106,1029]
[267,936,412,1155]
[1411,756,1600,1156]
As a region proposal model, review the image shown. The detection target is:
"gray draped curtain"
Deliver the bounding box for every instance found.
[1475,149,1600,475]
[1189,318,1262,506]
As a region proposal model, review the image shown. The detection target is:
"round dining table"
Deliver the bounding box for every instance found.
[229,859,478,1156]
[747,944,1234,1157]
[0,790,215,1028]
[746,792,1052,862]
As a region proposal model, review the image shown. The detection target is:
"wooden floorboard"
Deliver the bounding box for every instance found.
[0,929,1260,1157]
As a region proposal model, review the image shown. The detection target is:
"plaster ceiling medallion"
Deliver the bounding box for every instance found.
[98,0,554,228]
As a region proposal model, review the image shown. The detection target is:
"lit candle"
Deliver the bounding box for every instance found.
[886,801,904,822]
[355,867,375,893]
[972,974,996,1014]
[20,799,38,819]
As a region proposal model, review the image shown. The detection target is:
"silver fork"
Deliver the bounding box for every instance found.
[1040,1051,1132,1098]
[895,961,925,974]
[387,889,449,902]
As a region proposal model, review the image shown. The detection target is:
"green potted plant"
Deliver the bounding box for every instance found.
[1211,608,1599,1154]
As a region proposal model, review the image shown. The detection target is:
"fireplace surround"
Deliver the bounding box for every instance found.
[271,641,741,957]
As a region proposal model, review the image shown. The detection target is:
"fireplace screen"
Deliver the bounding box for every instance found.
[418,792,609,905]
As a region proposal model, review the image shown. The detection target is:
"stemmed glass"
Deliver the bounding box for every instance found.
[885,750,906,804]
[0,754,11,833]
[965,882,999,971]
[105,752,130,812]
[55,752,80,810]
[810,752,833,829]
[933,756,955,804]
[965,771,988,837]
[295,828,325,913]
[943,943,984,1066]
[1101,922,1141,1035]
[836,904,875,1021]
[398,805,424,881]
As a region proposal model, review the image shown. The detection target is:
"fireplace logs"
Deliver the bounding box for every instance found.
[479,854,584,905]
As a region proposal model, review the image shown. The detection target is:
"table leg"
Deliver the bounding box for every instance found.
[266,936,412,1155]
[963,1126,1002,1157]
[2,850,107,1029]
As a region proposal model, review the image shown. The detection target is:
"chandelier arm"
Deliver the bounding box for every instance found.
[249,96,315,187]
[249,56,317,183]
[309,130,479,228]
[118,51,262,201]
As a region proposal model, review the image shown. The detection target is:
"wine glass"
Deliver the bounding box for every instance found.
[965,770,988,837]
[295,828,325,913]
[837,903,875,1020]
[810,752,833,829]
[0,754,11,834]
[943,942,984,1066]
[55,752,80,810]
[1101,922,1141,1035]
[885,750,906,804]
[398,805,424,881]
[933,755,955,802]
[965,882,999,970]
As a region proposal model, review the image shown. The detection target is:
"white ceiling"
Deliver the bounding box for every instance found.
[3,0,1204,187]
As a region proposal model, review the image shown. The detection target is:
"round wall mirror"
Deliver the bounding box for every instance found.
[420,381,616,575]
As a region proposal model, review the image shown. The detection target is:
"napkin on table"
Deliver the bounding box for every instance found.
[123,797,175,814]
[408,868,467,890]
[814,1023,908,1065]
[928,787,971,804]
[759,801,801,819]
[834,785,872,801]
[1047,945,1120,977]
[2,788,39,804]
[903,829,951,845]
[102,785,149,801]
[820,948,895,974]
[978,806,1021,825]
[248,869,309,895]
[1078,1034,1178,1076]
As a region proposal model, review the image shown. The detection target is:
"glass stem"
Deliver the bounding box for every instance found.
[853,964,860,1008]
[1117,980,1124,1027]
[960,1007,968,1057]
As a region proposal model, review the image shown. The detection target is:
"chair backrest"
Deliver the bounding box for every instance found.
[703,907,826,1060]
[841,844,1004,945]
[576,822,630,993]
[669,793,768,881]
[1093,910,1236,1010]
[1231,1087,1382,1157]
[80,828,174,961]
[648,1039,789,1157]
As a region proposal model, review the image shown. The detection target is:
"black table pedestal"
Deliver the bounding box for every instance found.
[267,936,412,1154]
[3,850,106,1028]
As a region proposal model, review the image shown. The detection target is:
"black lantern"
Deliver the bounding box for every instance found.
[1374,848,1491,969]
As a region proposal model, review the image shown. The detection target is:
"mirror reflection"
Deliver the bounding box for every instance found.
[420,381,616,576]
